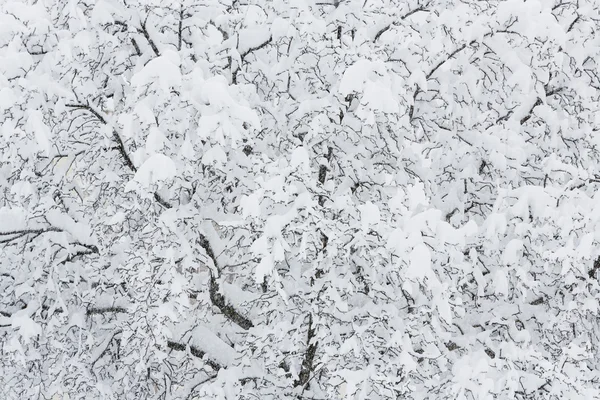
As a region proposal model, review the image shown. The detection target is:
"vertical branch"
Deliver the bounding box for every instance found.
[294,314,319,388]
[178,3,184,52]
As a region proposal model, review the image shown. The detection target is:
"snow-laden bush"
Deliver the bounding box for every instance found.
[1,0,600,399]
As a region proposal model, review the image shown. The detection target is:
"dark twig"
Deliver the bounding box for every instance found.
[519,86,563,125]
[374,6,428,42]
[139,16,161,57]
[91,329,123,370]
[233,37,272,84]
[186,375,219,400]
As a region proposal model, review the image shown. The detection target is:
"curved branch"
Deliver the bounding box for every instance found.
[198,234,254,330]
[374,6,429,42]
[66,103,173,208]
[233,36,272,84]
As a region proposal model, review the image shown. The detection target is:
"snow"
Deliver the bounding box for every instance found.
[90,0,123,25]
[360,81,400,113]
[27,110,52,156]
[271,17,291,40]
[359,201,380,231]
[46,209,95,247]
[240,192,262,218]
[145,127,169,155]
[0,87,16,113]
[5,0,600,398]
[188,325,238,367]
[493,269,509,297]
[131,50,182,93]
[338,59,400,117]
[129,153,177,188]
[407,243,432,282]
[237,28,271,57]
[503,239,524,266]
[290,146,311,173]
[202,145,228,166]
[0,207,27,231]
[11,314,42,344]
[255,255,274,284]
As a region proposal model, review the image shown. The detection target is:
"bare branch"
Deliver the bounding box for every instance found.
[66,103,137,172]
[240,37,272,60]
[0,227,63,244]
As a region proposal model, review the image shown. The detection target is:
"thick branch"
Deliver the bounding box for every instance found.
[0,227,63,244]
[66,104,173,208]
[0,227,62,237]
[154,192,173,209]
[208,275,254,330]
[530,297,545,306]
[187,375,219,400]
[567,15,580,33]
[198,233,219,271]
[198,234,254,330]
[59,249,97,265]
[294,313,318,388]
[91,329,122,370]
[240,37,273,59]
[86,306,128,316]
[178,4,184,51]
[138,17,161,57]
[209,21,232,73]
[167,340,222,370]
[106,20,160,58]
[66,104,137,173]
[519,86,563,125]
